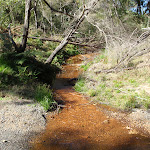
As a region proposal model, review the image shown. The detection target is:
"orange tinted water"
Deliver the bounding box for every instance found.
[31,54,150,150]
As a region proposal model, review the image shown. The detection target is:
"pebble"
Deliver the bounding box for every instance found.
[102,120,109,124]
[2,140,8,143]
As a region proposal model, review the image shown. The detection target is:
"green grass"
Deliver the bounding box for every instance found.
[88,89,97,97]
[113,80,124,88]
[75,74,150,110]
[94,54,108,63]
[81,62,92,71]
[74,78,87,92]
[34,84,55,111]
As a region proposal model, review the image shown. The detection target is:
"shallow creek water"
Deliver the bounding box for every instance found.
[31,54,150,150]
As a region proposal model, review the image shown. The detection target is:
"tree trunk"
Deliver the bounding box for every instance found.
[8,24,19,51]
[34,0,39,29]
[45,38,68,64]
[45,0,100,64]
[21,0,32,52]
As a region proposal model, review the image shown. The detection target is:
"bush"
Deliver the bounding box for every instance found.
[0,52,59,85]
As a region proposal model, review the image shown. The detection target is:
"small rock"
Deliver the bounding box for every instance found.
[126,126,132,130]
[102,120,109,124]
[128,129,138,135]
[2,140,8,143]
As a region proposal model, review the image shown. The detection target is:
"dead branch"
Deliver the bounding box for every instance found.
[95,61,150,74]
[115,31,150,68]
[42,0,73,18]
[7,24,18,51]
[85,16,107,49]
[25,36,99,48]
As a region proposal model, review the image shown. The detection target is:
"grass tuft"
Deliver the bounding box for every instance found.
[34,84,54,111]
[74,78,87,92]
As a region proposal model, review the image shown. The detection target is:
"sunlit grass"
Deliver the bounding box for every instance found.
[34,84,54,111]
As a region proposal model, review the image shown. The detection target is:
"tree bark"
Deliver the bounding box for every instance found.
[21,0,32,52]
[45,0,100,64]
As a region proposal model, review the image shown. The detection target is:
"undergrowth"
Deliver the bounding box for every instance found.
[0,28,80,111]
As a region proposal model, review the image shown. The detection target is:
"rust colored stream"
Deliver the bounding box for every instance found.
[31,54,150,150]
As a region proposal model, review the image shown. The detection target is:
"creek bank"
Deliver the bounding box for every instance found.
[95,103,150,136]
[0,53,150,150]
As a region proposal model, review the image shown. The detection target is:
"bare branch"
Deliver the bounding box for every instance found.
[42,0,74,18]
[7,24,18,51]
[45,0,100,64]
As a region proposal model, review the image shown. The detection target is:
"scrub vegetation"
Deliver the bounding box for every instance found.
[0,30,80,111]
[75,52,150,110]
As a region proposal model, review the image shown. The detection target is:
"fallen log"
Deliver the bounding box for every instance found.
[13,34,99,48]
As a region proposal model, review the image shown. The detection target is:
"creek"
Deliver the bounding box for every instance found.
[31,54,150,150]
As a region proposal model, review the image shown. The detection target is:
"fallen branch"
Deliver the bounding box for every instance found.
[95,63,150,74]
[45,0,100,64]
[13,34,100,48]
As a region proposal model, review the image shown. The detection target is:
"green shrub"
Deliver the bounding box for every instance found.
[65,44,79,56]
[0,52,59,85]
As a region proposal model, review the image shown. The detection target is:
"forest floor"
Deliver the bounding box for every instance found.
[0,54,150,150]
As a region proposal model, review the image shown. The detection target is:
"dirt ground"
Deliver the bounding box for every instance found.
[31,54,150,150]
[0,98,47,150]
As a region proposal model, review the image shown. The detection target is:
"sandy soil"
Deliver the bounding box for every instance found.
[0,98,47,150]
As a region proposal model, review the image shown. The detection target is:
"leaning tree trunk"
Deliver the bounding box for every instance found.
[20,0,32,52]
[45,0,100,64]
